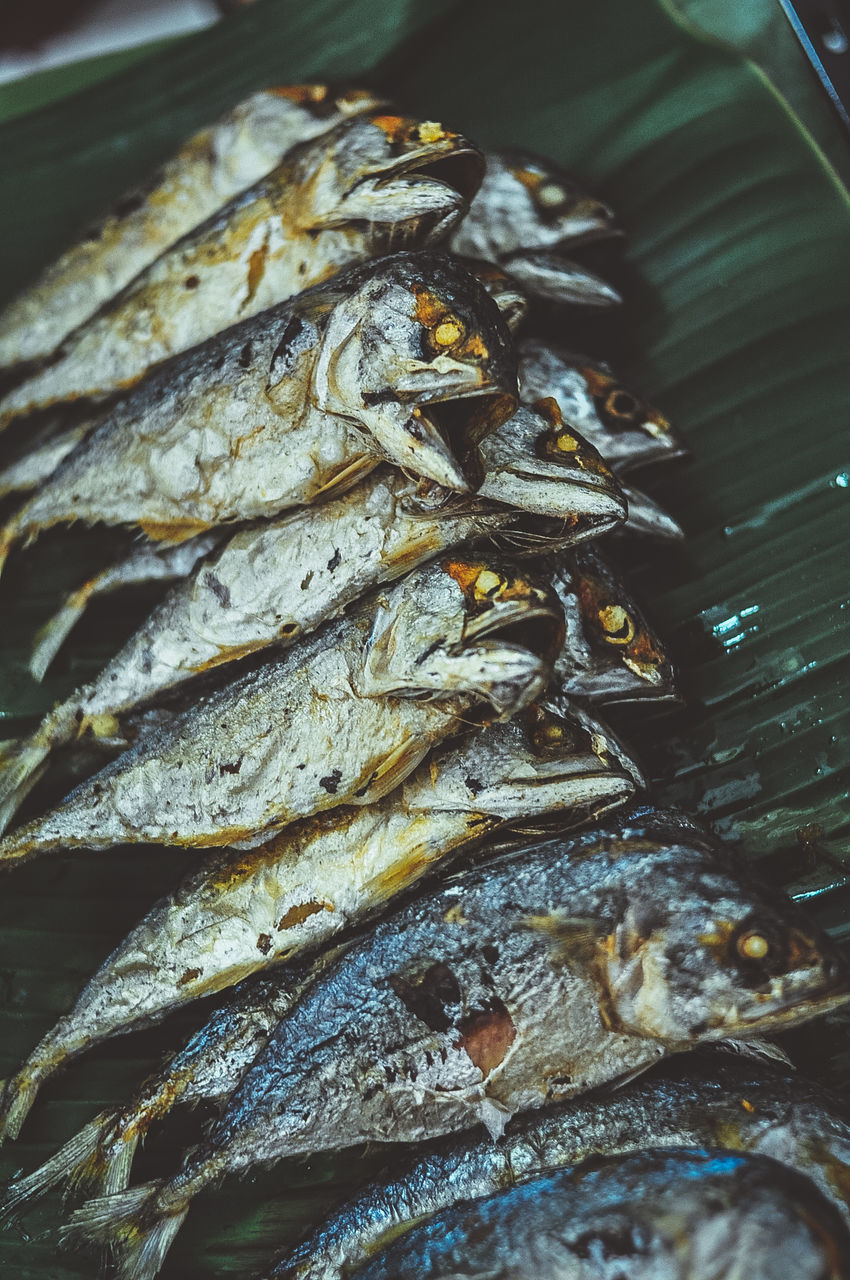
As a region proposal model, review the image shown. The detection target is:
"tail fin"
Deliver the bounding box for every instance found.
[0,737,51,837]
[0,1108,122,1223]
[29,575,105,681]
[62,1180,188,1280]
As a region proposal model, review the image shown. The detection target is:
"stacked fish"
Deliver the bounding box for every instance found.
[0,84,847,1280]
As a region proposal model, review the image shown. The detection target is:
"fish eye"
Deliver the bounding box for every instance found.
[598,604,635,645]
[605,389,641,421]
[433,317,464,347]
[473,569,507,599]
[536,182,568,209]
[737,931,771,962]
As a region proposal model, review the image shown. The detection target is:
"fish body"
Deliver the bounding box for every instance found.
[0,707,633,1144]
[519,337,684,471]
[450,152,621,306]
[0,253,519,577]
[0,554,559,874]
[273,1056,850,1279]
[64,808,849,1279]
[0,115,483,427]
[347,1149,850,1280]
[0,86,387,372]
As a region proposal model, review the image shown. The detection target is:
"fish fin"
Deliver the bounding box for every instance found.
[0,1108,116,1223]
[716,1037,795,1068]
[354,737,433,806]
[0,739,52,836]
[61,1181,187,1280]
[29,577,104,680]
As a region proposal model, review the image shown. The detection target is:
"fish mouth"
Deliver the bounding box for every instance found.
[709,979,850,1038]
[503,249,622,307]
[465,756,636,823]
[485,458,626,526]
[400,390,516,491]
[366,135,485,205]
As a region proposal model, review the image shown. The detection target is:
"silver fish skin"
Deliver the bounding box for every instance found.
[0,417,89,498]
[549,545,677,705]
[0,404,620,832]
[346,1149,850,1280]
[0,113,484,429]
[63,809,850,1280]
[0,707,633,1146]
[273,1056,850,1279]
[0,553,560,874]
[0,253,520,578]
[450,151,620,307]
[620,482,684,540]
[519,337,685,472]
[0,952,343,1219]
[0,86,387,373]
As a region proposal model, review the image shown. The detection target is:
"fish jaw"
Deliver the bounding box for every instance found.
[621,483,685,540]
[320,174,468,247]
[477,403,626,536]
[501,249,622,307]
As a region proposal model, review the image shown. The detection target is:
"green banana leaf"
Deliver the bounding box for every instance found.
[1,0,849,1276]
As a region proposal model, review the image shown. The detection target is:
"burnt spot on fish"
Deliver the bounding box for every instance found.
[300,571,313,590]
[218,757,243,777]
[456,998,516,1076]
[176,967,203,988]
[204,572,232,609]
[238,342,253,369]
[327,548,341,572]
[362,387,397,406]
[388,962,462,1033]
[267,315,309,386]
[277,901,332,931]
[244,237,270,310]
[482,944,499,966]
[184,275,200,290]
[256,934,273,955]
[320,769,342,794]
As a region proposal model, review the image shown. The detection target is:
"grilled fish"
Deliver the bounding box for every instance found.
[0,404,621,829]
[0,253,519,579]
[0,115,483,429]
[519,337,685,471]
[346,1149,850,1280]
[0,86,387,372]
[0,706,633,1144]
[272,1055,850,1279]
[63,808,849,1280]
[0,553,560,877]
[450,151,621,306]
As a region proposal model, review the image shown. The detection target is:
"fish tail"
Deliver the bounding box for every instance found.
[0,1108,118,1223]
[0,1027,75,1142]
[29,575,105,680]
[62,1180,189,1280]
[0,704,77,836]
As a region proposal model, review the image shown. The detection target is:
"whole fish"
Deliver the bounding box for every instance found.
[0,404,622,830]
[345,1149,850,1280]
[0,252,519,579]
[0,964,336,1216]
[63,808,850,1280]
[519,336,685,471]
[450,151,622,306]
[550,545,676,705]
[0,553,560,880]
[0,114,484,429]
[0,85,387,373]
[272,1055,850,1279]
[0,706,634,1145]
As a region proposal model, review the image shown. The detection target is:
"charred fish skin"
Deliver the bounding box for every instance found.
[0,86,388,373]
[63,810,849,1279]
[272,1056,850,1280]
[0,707,633,1148]
[0,252,520,576]
[519,336,685,471]
[0,114,484,428]
[0,554,559,870]
[347,1149,850,1280]
[548,545,677,706]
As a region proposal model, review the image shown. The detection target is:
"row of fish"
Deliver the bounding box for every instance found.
[0,81,845,1280]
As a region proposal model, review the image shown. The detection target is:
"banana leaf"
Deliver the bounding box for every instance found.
[1,0,849,1275]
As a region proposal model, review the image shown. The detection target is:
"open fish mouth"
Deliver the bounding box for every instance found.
[707,979,850,1040]
[414,388,518,474]
[365,131,485,204]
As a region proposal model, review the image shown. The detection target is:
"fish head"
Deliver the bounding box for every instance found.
[360,554,565,717]
[518,339,686,471]
[404,704,635,824]
[296,113,484,245]
[621,483,685,540]
[311,253,519,491]
[551,546,677,704]
[599,833,849,1047]
[477,399,626,540]
[499,250,623,308]
[456,151,618,258]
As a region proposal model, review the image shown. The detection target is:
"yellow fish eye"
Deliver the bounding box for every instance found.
[434,318,464,347]
[537,182,568,208]
[473,569,506,598]
[599,604,635,644]
[737,931,771,961]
